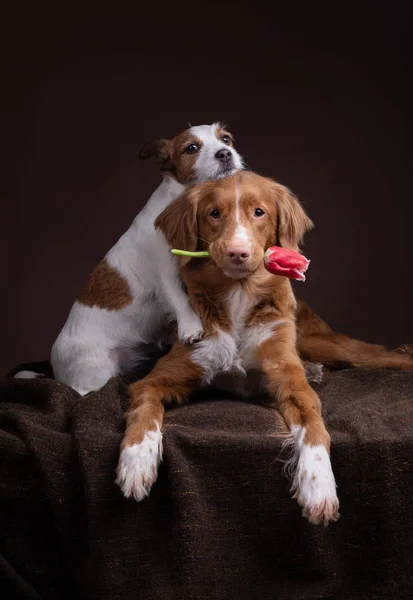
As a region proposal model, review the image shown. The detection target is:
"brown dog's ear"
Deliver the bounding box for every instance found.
[154,188,199,253]
[272,183,313,251]
[139,138,169,161]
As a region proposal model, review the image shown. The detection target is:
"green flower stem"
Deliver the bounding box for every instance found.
[171,249,210,258]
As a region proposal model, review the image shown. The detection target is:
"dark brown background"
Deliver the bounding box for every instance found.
[2,2,412,374]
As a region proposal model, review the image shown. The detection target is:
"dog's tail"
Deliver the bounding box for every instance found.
[8,361,54,380]
[13,370,44,379]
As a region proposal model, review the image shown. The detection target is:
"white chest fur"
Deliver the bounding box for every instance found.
[227,287,253,340]
[191,286,287,384]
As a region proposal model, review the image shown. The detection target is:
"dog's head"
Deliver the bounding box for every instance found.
[139,123,243,185]
[155,171,313,280]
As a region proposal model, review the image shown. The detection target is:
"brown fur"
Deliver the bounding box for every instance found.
[122,343,204,449]
[165,131,203,184]
[257,333,330,448]
[154,171,308,333]
[214,126,234,146]
[78,259,132,311]
[296,300,413,371]
[155,171,312,275]
[139,131,200,183]
[270,183,313,252]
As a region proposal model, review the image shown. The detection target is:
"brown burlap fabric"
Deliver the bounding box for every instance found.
[1,367,412,599]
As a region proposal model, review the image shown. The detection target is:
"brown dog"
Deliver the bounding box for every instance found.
[116,171,340,526]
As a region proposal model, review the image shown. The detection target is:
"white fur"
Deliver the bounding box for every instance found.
[233,181,252,248]
[226,286,289,370]
[190,287,261,383]
[233,223,252,247]
[191,329,239,384]
[50,124,244,396]
[190,124,243,183]
[227,286,253,338]
[116,424,163,501]
[239,320,288,369]
[287,425,339,525]
[190,287,288,383]
[13,370,42,379]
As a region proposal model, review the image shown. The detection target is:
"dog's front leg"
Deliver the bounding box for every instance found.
[116,343,204,501]
[158,251,204,344]
[257,322,340,525]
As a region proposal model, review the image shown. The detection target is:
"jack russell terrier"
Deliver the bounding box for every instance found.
[50,123,243,396]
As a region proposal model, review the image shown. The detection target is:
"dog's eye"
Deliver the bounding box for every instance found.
[254,208,265,217]
[210,209,220,219]
[222,135,232,144]
[184,144,199,154]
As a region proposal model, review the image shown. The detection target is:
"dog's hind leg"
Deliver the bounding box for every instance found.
[296,300,413,372]
[298,333,413,371]
[51,349,119,396]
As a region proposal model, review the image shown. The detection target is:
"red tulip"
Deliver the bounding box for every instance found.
[264,246,310,281]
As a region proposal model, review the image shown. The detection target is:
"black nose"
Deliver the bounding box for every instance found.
[215,148,233,162]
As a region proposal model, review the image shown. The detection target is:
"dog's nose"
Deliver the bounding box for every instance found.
[215,148,233,162]
[226,246,250,264]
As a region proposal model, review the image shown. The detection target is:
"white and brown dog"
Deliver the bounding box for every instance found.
[50,123,243,396]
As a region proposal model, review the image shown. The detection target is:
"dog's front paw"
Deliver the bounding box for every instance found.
[292,444,339,526]
[178,314,204,344]
[116,428,163,501]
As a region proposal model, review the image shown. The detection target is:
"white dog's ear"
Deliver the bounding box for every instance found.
[139,138,169,161]
[154,188,200,253]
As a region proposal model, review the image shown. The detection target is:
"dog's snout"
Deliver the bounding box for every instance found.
[215,148,233,162]
[226,246,250,264]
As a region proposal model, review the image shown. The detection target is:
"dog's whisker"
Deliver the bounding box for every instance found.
[195,234,213,245]
[186,233,213,246]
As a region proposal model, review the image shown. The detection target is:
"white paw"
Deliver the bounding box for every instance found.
[116,427,163,501]
[177,313,204,344]
[292,444,339,526]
